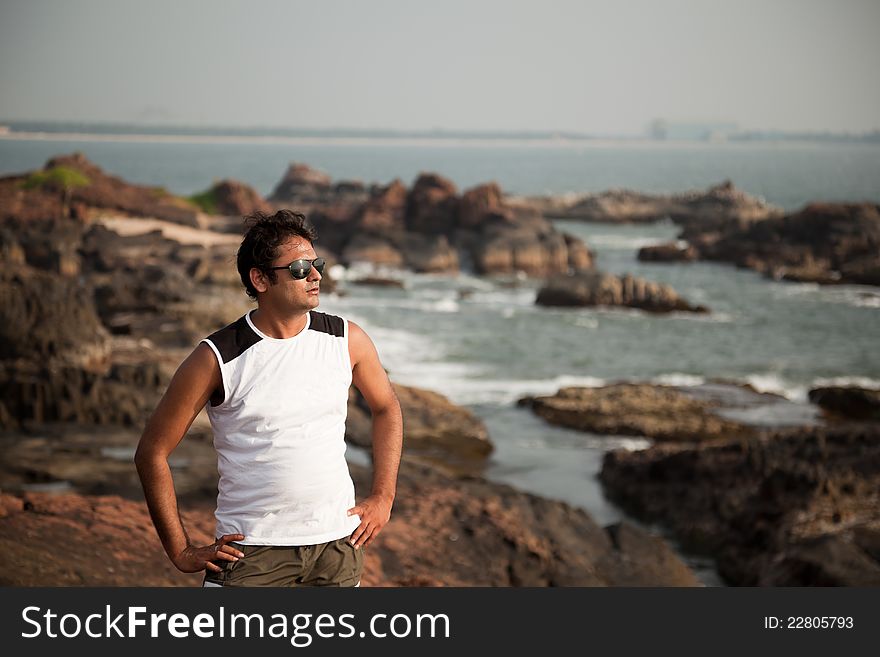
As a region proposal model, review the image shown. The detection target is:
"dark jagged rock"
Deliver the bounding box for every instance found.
[405,173,459,234]
[0,261,169,430]
[809,386,880,421]
[348,277,405,289]
[0,360,164,429]
[0,265,108,363]
[536,270,708,313]
[638,242,699,262]
[1,218,83,276]
[600,424,880,585]
[699,202,880,286]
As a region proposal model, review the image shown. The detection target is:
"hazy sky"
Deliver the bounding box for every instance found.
[1,0,878,134]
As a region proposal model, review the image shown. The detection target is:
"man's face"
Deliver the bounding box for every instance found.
[253,237,322,312]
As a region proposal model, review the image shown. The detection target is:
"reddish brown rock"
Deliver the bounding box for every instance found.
[347,383,493,472]
[265,162,593,278]
[473,230,571,277]
[268,162,332,203]
[355,179,407,233]
[563,232,594,270]
[0,460,702,587]
[458,182,506,229]
[0,491,212,586]
[403,233,459,273]
[341,234,404,267]
[204,179,273,216]
[0,153,200,226]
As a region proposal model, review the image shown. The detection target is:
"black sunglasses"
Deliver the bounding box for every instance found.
[269,257,326,280]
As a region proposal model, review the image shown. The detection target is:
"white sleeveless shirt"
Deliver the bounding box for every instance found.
[200,310,361,545]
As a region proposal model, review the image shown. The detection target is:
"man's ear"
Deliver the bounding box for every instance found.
[250,267,270,294]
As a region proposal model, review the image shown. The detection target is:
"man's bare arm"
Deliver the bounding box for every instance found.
[347,321,403,549]
[134,343,244,573]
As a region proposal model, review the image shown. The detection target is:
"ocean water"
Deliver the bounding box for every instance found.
[3,135,879,585]
[318,221,879,586]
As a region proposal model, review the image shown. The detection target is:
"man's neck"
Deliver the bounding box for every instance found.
[250,307,309,339]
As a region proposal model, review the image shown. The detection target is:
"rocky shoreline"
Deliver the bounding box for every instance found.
[519,380,880,585]
[0,457,701,587]
[3,152,877,586]
[0,154,707,586]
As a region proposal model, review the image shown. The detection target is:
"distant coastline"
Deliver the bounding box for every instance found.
[0,121,878,146]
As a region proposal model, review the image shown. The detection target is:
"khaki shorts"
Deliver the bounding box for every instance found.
[203,536,363,587]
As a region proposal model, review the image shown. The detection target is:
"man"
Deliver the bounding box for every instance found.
[135,209,403,587]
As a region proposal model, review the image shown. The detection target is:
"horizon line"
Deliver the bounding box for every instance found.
[2,119,879,141]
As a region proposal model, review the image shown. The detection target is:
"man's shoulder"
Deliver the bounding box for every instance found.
[203,314,261,364]
[308,310,346,338]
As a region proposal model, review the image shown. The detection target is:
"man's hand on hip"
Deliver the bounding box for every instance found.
[172,533,246,573]
[347,495,393,549]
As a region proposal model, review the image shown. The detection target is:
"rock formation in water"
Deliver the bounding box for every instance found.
[535,271,708,313]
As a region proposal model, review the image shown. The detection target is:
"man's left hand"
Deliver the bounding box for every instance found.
[347,494,393,549]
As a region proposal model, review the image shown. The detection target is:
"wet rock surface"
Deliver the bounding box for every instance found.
[809,386,880,421]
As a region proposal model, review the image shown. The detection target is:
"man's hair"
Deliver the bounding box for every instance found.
[237,209,318,299]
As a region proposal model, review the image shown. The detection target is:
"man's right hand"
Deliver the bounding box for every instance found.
[172,534,246,573]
